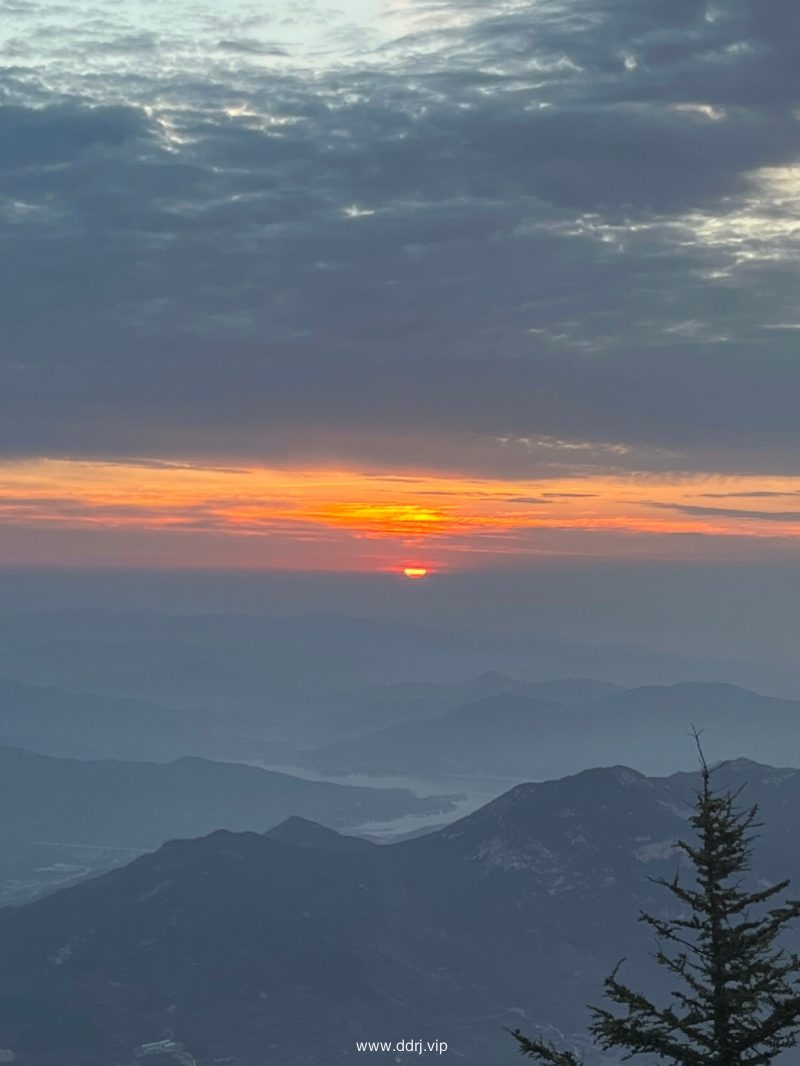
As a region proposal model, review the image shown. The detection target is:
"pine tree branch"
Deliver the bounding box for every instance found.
[508,1029,582,1066]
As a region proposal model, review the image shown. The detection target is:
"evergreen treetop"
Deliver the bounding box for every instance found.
[512,738,800,1066]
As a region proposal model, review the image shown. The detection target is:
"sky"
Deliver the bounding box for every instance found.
[3,0,800,572]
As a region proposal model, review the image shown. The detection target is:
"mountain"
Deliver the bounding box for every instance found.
[0,746,454,903]
[2,609,800,727]
[325,673,622,738]
[1,759,798,1065]
[302,681,800,780]
[306,692,586,778]
[0,677,299,763]
[588,682,800,773]
[0,610,508,717]
[264,817,376,852]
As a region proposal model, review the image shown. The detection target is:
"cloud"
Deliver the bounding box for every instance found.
[217,39,289,57]
[654,502,800,522]
[695,490,800,499]
[541,492,599,498]
[0,103,150,169]
[2,0,800,482]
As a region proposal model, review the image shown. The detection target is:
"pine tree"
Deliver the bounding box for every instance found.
[511,740,800,1066]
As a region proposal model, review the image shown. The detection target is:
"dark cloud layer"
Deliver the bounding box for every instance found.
[656,503,800,522]
[2,0,800,474]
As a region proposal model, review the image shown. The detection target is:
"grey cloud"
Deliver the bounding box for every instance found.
[218,39,289,56]
[2,0,800,475]
[654,503,800,521]
[433,0,800,112]
[696,491,800,499]
[0,103,150,169]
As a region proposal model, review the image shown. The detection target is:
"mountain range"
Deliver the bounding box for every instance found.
[325,673,621,739]
[0,668,624,771]
[0,745,453,904]
[1,758,799,1065]
[2,609,800,723]
[0,677,291,763]
[301,681,800,779]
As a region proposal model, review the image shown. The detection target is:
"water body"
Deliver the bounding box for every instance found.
[258,763,537,841]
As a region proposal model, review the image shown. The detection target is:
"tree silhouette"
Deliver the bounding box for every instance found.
[511,738,800,1065]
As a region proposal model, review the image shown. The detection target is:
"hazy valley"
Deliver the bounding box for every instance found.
[0,605,799,1064]
[3,759,800,1065]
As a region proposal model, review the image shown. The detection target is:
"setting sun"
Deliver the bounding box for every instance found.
[403,567,430,579]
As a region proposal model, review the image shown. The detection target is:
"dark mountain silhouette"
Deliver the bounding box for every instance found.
[264,817,376,852]
[1,760,798,1065]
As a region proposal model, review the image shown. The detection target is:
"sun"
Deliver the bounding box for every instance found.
[402,566,430,580]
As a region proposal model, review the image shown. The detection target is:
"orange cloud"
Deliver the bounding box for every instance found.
[0,457,799,569]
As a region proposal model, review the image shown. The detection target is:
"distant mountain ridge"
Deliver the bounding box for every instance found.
[1,759,799,1065]
[0,676,281,762]
[326,673,622,738]
[302,681,800,779]
[0,610,503,716]
[1,609,799,719]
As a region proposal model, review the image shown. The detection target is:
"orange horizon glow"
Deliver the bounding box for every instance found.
[0,456,799,569]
